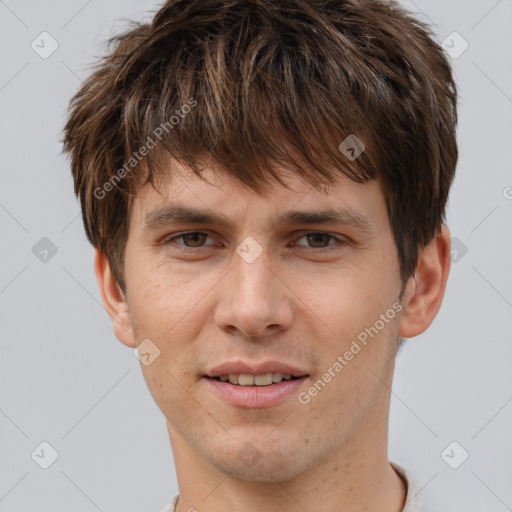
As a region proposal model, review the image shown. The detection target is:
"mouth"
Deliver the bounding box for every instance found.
[204,361,310,407]
[208,373,305,387]
[204,373,309,408]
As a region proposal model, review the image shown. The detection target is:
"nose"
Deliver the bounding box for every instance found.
[214,244,294,339]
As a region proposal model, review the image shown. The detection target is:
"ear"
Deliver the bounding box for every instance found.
[398,224,451,338]
[94,249,136,348]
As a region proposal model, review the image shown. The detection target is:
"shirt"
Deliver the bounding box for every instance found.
[161,461,421,512]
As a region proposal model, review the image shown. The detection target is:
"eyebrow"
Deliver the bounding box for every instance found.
[142,204,374,234]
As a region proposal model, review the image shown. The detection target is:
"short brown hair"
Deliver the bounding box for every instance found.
[62,0,458,295]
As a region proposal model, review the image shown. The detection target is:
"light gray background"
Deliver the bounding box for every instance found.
[0,0,511,511]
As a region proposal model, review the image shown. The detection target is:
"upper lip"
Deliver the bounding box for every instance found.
[205,360,310,378]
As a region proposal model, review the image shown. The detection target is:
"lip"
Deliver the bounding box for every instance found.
[206,360,309,378]
[204,375,309,408]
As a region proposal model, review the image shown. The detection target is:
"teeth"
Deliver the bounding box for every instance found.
[254,374,273,385]
[217,373,298,386]
[238,374,255,386]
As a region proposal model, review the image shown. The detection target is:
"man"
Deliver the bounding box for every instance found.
[62,0,457,510]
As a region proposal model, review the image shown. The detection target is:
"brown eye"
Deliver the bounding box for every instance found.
[305,233,332,248]
[294,232,342,249]
[180,232,208,247]
[165,232,213,248]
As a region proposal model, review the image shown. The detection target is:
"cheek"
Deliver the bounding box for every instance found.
[302,314,399,433]
[302,268,399,389]
[127,262,216,388]
[304,266,388,338]
[127,257,208,335]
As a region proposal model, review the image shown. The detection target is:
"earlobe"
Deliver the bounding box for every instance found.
[398,225,451,339]
[94,249,136,348]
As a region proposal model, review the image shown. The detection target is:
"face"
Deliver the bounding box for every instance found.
[120,158,406,482]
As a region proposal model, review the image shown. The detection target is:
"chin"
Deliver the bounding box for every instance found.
[211,453,308,483]
[202,434,317,483]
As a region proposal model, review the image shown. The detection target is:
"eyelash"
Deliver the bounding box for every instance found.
[163,231,346,253]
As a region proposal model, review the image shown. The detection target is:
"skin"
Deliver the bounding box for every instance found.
[95,157,451,512]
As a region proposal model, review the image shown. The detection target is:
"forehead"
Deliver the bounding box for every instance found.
[129,157,388,230]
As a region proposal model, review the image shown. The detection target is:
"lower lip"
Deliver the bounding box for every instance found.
[204,376,308,408]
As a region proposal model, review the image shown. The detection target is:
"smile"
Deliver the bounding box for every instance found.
[205,374,309,408]
[212,373,300,386]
